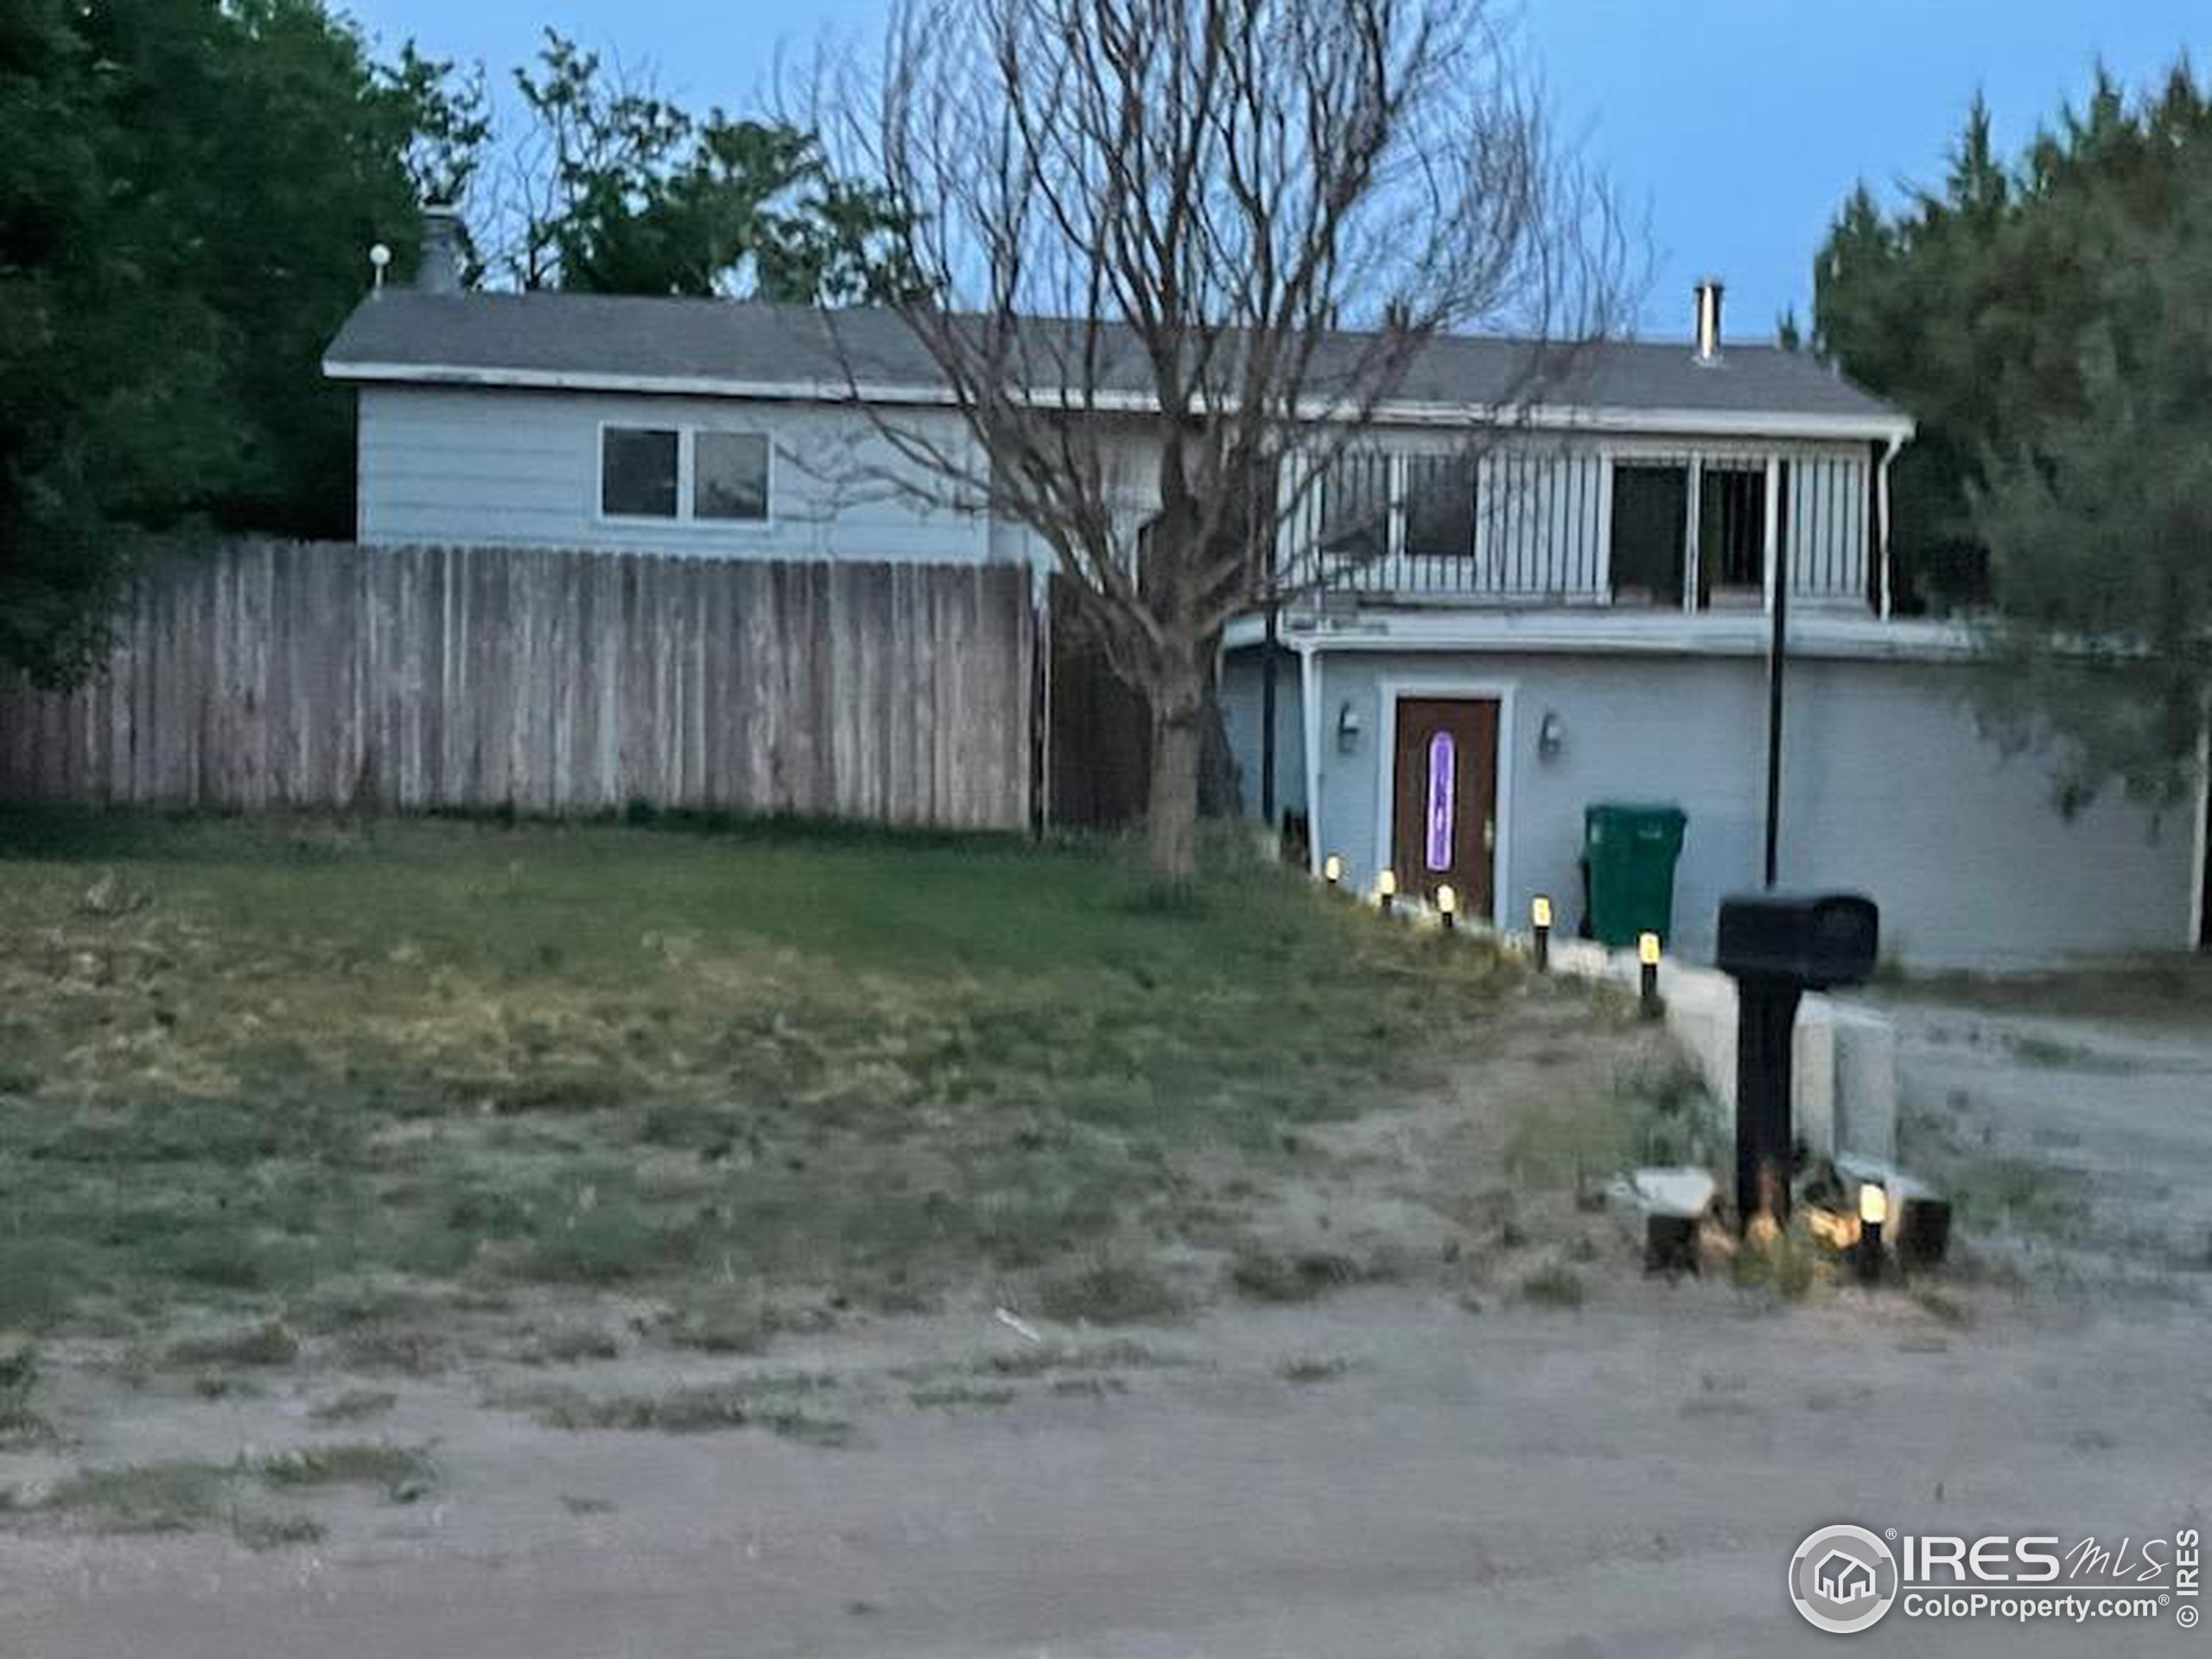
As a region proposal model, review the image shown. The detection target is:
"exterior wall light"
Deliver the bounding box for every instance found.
[1858,1182,1888,1285]
[1537,710,1566,761]
[1336,701,1363,754]
[1376,868,1397,915]
[1531,893,1553,971]
[1322,853,1343,887]
[1436,884,1457,930]
[1637,931,1662,1018]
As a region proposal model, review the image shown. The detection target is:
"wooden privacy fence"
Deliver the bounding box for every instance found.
[0,542,1037,830]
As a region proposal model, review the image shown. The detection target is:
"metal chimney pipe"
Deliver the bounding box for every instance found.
[1694,277,1724,365]
[418,205,465,294]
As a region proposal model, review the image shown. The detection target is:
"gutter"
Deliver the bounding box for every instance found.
[1222,609,1977,664]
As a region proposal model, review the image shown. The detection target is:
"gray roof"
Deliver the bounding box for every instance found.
[325,290,1909,435]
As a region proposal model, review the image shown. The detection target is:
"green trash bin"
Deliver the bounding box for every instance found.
[1582,802,1688,947]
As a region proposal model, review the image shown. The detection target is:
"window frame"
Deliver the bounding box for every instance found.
[1693,457,1769,611]
[690,429,773,524]
[594,420,777,531]
[1604,458,1692,609]
[596,423,683,523]
[1400,452,1481,563]
[1314,449,1393,567]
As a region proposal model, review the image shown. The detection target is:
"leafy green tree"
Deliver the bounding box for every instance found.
[499,30,919,302]
[1,0,481,678]
[1815,65,2212,810]
[3,0,234,679]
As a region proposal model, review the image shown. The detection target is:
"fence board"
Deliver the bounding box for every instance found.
[0,541,1035,830]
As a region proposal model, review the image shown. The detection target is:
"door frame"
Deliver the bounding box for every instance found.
[1373,677,1516,922]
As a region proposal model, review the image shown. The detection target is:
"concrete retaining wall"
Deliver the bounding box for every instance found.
[1542,936,1897,1165]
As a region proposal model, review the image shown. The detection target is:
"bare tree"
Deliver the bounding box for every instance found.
[819,0,1629,877]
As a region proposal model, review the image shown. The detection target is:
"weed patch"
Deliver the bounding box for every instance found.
[163,1320,298,1370]
[1033,1260,1185,1325]
[909,1382,1018,1409]
[501,1380,849,1444]
[1516,1263,1588,1308]
[1227,1249,1365,1303]
[1278,1356,1358,1384]
[308,1389,397,1426]
[257,1442,434,1500]
[0,1347,45,1443]
[42,1461,232,1532]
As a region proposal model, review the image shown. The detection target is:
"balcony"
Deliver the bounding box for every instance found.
[1281,441,1884,614]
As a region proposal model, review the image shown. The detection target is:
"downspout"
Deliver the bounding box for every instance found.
[1298,638,1325,877]
[1260,601,1279,828]
[1877,433,1902,620]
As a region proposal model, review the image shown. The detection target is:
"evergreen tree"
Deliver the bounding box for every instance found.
[1815,62,2212,810]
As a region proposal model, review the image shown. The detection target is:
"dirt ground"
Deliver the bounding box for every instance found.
[3,990,2208,1656]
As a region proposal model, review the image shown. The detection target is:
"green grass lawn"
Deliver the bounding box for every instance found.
[0,808,1550,1337]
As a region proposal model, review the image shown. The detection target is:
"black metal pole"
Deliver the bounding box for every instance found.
[1259,601,1279,830]
[1762,507,1789,889]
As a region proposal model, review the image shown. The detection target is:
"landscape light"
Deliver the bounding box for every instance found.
[1376,868,1396,914]
[1436,884,1457,930]
[1858,1182,1887,1285]
[1531,893,1553,972]
[1322,853,1343,887]
[1637,931,1662,1018]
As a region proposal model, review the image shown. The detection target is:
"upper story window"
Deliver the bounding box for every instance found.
[1695,461,1766,608]
[601,425,772,523]
[1316,451,1479,575]
[1608,462,1688,606]
[1317,453,1390,563]
[1403,456,1478,560]
[695,432,770,521]
[601,428,680,518]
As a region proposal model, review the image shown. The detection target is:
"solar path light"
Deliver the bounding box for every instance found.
[1857,1182,1888,1286]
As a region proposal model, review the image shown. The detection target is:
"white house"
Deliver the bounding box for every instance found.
[322,241,2207,969]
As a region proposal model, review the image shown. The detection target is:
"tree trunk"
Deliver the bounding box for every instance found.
[1145,658,1205,880]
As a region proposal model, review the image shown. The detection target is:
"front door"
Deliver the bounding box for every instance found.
[1391,697,1500,918]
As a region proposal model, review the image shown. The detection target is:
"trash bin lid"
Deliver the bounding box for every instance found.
[1585,801,1688,841]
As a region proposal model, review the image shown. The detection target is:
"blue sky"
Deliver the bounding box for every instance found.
[343,0,2208,340]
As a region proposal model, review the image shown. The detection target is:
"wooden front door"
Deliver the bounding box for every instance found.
[1391,697,1500,918]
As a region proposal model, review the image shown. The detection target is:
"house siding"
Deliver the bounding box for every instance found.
[357,385,1007,563]
[1224,645,2194,971]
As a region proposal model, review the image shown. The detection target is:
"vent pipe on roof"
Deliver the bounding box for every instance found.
[1693,276,1724,365]
[418,205,464,295]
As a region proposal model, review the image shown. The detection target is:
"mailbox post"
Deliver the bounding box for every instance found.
[1715,893,1879,1232]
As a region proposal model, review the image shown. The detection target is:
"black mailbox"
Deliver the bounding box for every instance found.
[1714,891,1881,1233]
[1716,893,1878,989]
